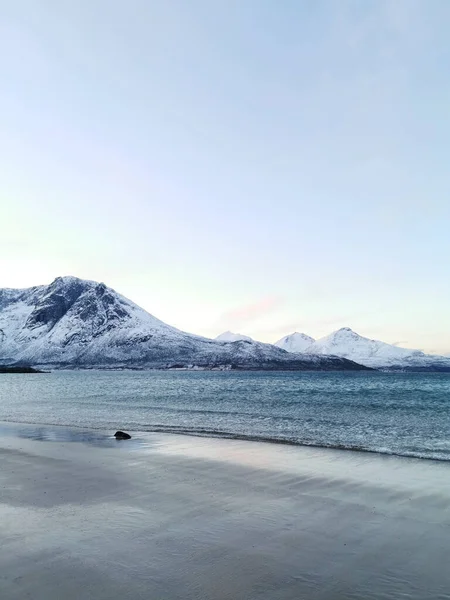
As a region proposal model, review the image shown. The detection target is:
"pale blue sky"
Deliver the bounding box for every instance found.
[1,0,449,352]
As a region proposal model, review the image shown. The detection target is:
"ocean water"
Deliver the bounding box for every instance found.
[0,370,449,460]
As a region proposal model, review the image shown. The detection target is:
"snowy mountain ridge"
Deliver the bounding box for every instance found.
[215,331,254,343]
[276,327,450,371]
[0,277,367,371]
[275,332,316,353]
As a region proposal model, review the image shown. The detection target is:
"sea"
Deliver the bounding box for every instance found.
[0,370,449,461]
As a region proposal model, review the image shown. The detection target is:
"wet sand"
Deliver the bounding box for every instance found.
[1,427,450,599]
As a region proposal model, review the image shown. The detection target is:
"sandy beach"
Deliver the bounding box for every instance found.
[1,426,450,600]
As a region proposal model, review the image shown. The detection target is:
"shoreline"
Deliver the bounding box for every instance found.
[1,426,450,599]
[0,418,448,464]
[6,365,450,373]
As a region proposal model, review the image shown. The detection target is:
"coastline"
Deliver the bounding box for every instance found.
[0,418,448,463]
[1,425,450,599]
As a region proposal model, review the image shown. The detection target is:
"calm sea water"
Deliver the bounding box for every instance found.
[0,370,449,460]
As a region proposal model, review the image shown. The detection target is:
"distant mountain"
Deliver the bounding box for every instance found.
[215,331,254,343]
[279,327,450,371]
[0,277,369,371]
[275,332,315,353]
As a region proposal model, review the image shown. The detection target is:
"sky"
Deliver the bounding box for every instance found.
[1,0,449,353]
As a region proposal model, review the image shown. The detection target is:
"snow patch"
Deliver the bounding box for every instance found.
[215,331,254,343]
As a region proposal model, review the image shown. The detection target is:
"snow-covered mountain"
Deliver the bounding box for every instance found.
[0,277,368,371]
[275,332,315,353]
[215,331,254,343]
[280,327,450,371]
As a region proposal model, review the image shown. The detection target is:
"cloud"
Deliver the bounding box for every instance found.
[217,296,282,328]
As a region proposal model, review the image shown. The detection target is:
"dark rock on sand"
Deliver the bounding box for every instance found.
[114,431,131,440]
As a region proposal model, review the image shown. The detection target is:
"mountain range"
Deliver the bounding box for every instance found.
[0,277,367,371]
[274,328,450,371]
[214,329,450,371]
[2,276,448,372]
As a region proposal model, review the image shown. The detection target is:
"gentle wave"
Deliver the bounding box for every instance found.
[1,416,450,462]
[2,371,450,463]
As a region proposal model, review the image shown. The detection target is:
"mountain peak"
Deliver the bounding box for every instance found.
[274,332,315,353]
[51,275,80,285]
[215,331,253,343]
[50,275,95,289]
[329,327,365,340]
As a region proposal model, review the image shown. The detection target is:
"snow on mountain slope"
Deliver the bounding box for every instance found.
[287,327,450,371]
[215,331,254,343]
[275,332,315,353]
[0,277,368,370]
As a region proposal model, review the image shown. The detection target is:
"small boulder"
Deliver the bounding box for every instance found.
[114,431,131,440]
